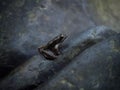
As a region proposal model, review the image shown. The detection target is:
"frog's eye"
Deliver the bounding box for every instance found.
[60,34,66,38]
[61,34,64,37]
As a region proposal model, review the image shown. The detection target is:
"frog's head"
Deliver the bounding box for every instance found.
[59,34,67,42]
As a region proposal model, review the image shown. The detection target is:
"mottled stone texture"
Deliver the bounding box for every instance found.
[0,0,94,78]
[85,0,120,32]
[0,26,117,90]
[0,0,120,90]
[37,34,120,90]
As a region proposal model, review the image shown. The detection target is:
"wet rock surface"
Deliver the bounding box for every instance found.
[85,0,120,32]
[0,0,94,78]
[37,34,120,90]
[0,26,117,90]
[0,0,120,90]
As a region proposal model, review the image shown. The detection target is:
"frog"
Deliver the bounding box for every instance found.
[38,34,67,60]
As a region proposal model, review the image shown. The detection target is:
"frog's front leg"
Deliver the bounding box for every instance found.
[50,43,62,55]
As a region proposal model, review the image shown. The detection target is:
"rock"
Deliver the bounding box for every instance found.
[37,34,120,90]
[0,26,117,90]
[0,0,94,79]
[0,0,120,89]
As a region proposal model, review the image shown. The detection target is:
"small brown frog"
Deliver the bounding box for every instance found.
[38,34,67,60]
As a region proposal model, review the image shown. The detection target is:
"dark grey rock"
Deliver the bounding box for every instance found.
[0,26,117,90]
[37,34,120,90]
[0,0,120,90]
[0,0,94,78]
